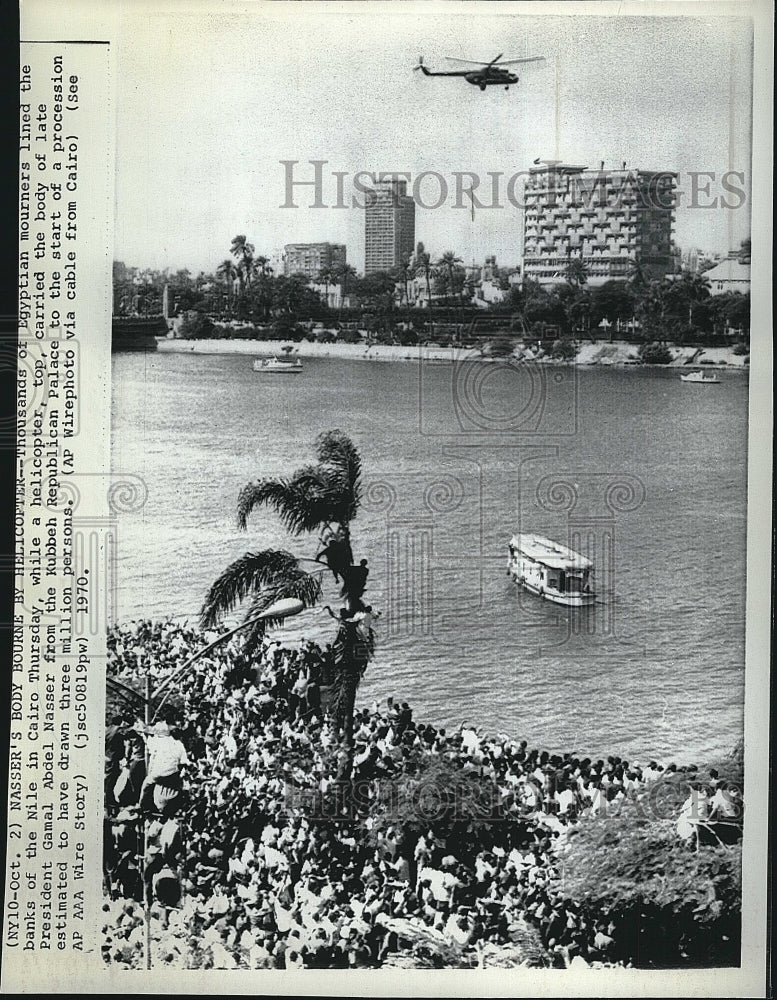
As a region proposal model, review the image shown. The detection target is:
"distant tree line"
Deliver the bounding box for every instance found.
[114,235,749,351]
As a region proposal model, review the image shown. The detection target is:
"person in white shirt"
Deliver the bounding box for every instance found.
[139,719,189,812]
[555,782,578,817]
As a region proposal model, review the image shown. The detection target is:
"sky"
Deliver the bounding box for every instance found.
[103,2,753,274]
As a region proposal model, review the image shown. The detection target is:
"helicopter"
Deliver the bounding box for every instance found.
[413,52,545,91]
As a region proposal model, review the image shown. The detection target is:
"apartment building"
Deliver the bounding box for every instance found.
[283,242,347,280]
[522,163,677,286]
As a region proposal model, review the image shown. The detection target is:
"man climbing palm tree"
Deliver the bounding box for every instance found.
[201,430,375,767]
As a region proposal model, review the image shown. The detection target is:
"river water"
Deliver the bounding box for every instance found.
[111,351,749,764]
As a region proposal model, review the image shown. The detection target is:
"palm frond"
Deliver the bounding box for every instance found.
[238,475,321,533]
[200,549,303,627]
[315,430,362,521]
[239,569,324,653]
[245,570,323,635]
[238,460,360,534]
[247,567,323,617]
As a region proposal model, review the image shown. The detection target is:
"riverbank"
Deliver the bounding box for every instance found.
[156,337,749,369]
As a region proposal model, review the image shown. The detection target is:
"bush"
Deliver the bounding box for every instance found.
[551,338,576,361]
[732,342,748,356]
[271,315,306,341]
[211,322,260,340]
[638,341,673,365]
[178,310,214,340]
[364,752,507,843]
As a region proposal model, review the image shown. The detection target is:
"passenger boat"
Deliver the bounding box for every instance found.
[507,533,595,607]
[679,370,720,383]
[253,355,303,374]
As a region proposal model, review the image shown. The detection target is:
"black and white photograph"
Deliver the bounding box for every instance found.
[9,0,772,993]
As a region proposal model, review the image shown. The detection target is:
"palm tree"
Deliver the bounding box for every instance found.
[334,263,357,322]
[626,260,657,338]
[317,265,333,309]
[216,258,237,319]
[437,251,463,307]
[230,235,255,285]
[565,257,589,290]
[638,278,670,342]
[230,235,255,317]
[201,431,374,768]
[413,243,434,340]
[676,269,711,326]
[393,257,413,320]
[438,250,467,341]
[253,255,273,321]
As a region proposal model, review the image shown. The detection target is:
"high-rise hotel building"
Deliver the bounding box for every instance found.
[364,179,416,275]
[522,163,677,286]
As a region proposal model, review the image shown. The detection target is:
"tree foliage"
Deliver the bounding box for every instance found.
[638,341,674,364]
[115,241,750,348]
[559,786,742,967]
[178,310,214,340]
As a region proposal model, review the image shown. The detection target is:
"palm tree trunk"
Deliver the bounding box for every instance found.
[425,266,434,339]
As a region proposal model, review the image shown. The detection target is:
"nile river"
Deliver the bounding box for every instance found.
[111,352,749,764]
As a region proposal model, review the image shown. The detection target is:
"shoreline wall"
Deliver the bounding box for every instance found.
[156,338,750,368]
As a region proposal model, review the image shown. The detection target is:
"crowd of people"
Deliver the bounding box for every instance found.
[103,619,738,970]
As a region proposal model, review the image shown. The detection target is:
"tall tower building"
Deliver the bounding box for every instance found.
[364,179,416,274]
[522,163,677,286]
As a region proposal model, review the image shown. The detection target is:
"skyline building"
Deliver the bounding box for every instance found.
[522,163,677,287]
[364,179,416,275]
[283,242,346,280]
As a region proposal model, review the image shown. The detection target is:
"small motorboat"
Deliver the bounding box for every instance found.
[680,369,720,383]
[507,533,596,607]
[253,355,303,374]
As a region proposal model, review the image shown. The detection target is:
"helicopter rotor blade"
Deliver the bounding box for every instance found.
[495,56,546,66]
[445,56,499,66]
[444,54,545,67]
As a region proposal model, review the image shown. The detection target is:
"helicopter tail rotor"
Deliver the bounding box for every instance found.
[413,55,424,71]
